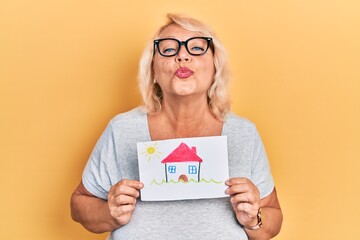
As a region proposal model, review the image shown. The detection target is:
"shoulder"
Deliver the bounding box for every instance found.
[104,106,149,141]
[223,112,256,133]
[109,106,147,127]
[222,112,261,150]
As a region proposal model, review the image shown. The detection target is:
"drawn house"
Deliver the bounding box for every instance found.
[161,142,203,182]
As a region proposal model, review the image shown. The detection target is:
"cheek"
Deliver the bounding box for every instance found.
[153,58,173,78]
[199,58,215,80]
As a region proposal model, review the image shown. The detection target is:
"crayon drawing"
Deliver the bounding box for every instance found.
[161,142,202,183]
[137,136,229,201]
[140,142,163,162]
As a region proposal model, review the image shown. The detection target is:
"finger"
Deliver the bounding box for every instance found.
[110,204,135,218]
[112,194,137,206]
[226,177,251,186]
[119,204,136,214]
[110,181,143,198]
[109,186,139,200]
[226,183,253,196]
[227,184,260,199]
[230,192,259,205]
[119,179,144,190]
[234,202,259,216]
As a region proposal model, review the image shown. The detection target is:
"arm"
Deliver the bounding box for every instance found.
[226,178,283,240]
[70,180,143,233]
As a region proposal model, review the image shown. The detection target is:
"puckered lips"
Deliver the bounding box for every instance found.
[175,67,194,78]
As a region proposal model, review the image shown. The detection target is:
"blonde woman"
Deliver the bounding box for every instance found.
[71,13,282,240]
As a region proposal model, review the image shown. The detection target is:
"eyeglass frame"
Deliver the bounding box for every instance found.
[153,37,213,57]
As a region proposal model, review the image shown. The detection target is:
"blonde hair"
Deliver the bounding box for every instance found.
[138,13,231,118]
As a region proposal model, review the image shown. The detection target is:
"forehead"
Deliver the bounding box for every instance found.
[158,24,203,40]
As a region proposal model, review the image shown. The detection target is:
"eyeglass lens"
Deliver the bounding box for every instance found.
[157,38,210,57]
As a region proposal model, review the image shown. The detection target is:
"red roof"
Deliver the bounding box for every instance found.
[161,142,203,163]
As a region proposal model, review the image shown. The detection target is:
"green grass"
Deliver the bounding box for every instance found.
[150,178,223,185]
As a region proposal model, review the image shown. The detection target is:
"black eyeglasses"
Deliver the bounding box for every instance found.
[154,37,213,57]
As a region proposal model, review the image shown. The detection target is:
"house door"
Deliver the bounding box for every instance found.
[178,174,188,182]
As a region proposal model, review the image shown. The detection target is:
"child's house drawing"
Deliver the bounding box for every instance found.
[161,142,203,182]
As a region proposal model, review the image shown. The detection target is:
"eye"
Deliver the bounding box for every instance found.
[187,38,208,54]
[191,46,205,52]
[158,39,179,56]
[162,48,176,54]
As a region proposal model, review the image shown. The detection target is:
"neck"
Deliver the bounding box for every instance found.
[161,95,214,123]
[148,96,223,140]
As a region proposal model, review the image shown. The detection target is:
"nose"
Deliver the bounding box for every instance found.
[175,45,191,63]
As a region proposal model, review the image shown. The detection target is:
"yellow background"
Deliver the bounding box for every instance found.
[1,0,359,239]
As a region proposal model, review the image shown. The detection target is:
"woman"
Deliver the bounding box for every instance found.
[71,13,283,239]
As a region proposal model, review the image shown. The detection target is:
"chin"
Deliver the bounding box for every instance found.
[174,91,194,97]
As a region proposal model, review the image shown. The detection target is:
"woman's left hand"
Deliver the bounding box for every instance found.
[225,178,261,228]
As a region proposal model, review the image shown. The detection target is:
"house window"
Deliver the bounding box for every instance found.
[168,165,176,173]
[188,165,197,174]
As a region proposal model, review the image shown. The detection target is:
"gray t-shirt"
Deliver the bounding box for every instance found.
[82,107,274,240]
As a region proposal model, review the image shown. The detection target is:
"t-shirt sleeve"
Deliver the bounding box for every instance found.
[251,127,275,199]
[82,121,121,200]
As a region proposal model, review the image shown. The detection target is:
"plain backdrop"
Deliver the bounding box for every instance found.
[1,0,359,239]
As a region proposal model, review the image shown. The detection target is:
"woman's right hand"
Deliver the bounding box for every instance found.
[107,179,144,226]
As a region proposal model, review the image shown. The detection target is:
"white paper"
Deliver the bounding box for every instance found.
[137,136,229,201]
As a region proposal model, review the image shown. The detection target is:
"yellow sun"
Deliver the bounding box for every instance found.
[141,142,163,162]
